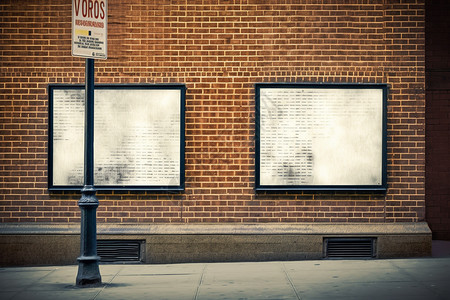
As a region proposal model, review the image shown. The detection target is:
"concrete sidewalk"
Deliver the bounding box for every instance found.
[1,240,450,300]
[1,257,450,300]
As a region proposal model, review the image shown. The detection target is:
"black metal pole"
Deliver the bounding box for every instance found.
[76,58,102,286]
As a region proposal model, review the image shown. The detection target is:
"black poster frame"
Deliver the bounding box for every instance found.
[48,84,186,191]
[255,82,388,192]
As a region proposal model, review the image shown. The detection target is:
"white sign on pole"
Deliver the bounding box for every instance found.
[72,0,107,59]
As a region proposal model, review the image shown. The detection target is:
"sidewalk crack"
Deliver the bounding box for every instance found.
[91,266,123,300]
[282,263,302,300]
[193,264,207,300]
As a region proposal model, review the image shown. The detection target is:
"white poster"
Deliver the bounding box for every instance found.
[49,85,184,190]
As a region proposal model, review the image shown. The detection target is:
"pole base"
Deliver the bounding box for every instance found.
[76,256,102,287]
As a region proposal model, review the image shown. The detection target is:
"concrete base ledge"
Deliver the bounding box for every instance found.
[0,223,432,266]
[0,222,432,235]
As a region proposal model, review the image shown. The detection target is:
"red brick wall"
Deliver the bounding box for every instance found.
[1,0,425,224]
[425,0,450,239]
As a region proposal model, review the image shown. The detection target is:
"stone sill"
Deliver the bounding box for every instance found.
[0,222,431,236]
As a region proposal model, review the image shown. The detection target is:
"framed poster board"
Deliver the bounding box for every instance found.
[255,83,388,191]
[48,84,185,191]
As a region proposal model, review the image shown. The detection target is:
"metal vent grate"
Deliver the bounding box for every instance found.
[324,238,376,259]
[97,240,143,263]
